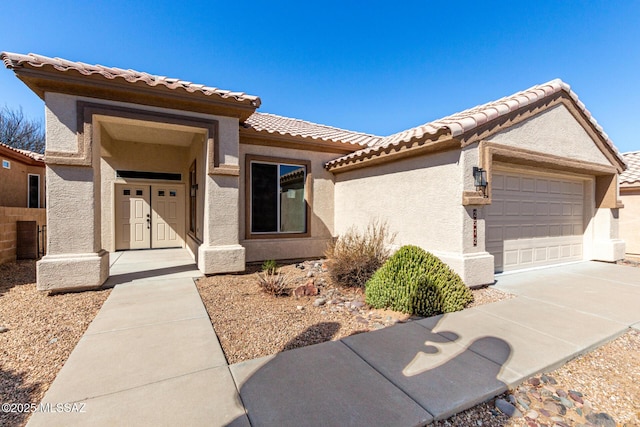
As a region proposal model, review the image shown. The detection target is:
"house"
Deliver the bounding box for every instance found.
[619,151,640,256]
[1,52,626,291]
[0,141,45,208]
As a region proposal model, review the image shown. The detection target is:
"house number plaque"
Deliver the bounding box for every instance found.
[473,209,478,247]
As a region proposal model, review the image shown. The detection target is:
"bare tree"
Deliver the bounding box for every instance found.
[0,105,45,154]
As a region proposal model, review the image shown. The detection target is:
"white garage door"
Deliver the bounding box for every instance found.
[486,171,585,272]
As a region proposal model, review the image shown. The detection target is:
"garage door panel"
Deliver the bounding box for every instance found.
[489,171,584,272]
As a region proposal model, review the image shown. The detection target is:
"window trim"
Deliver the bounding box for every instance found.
[245,154,311,239]
[27,173,40,208]
[189,160,197,235]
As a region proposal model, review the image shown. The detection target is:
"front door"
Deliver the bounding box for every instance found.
[115,184,185,250]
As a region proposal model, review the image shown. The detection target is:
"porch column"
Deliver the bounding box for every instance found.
[197,117,245,274]
[36,94,109,291]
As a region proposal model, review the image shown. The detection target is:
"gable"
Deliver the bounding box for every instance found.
[487,104,612,166]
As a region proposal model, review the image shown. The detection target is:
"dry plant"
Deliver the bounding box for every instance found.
[256,269,291,296]
[324,219,396,288]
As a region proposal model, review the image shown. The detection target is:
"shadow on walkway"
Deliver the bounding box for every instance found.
[227,315,512,426]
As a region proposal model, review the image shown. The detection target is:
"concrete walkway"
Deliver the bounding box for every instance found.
[28,259,640,427]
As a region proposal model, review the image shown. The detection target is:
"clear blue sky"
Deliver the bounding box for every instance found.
[1,1,639,152]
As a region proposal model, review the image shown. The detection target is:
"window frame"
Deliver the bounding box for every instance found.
[2,159,10,169]
[245,154,311,239]
[189,160,197,235]
[27,173,40,208]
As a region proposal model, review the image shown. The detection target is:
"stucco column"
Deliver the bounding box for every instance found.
[36,164,109,291]
[36,93,109,291]
[590,208,625,261]
[197,117,245,274]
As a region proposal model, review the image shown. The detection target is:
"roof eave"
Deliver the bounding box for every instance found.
[239,127,364,154]
[9,64,260,121]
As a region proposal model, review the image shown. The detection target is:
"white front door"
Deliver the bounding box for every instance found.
[151,185,185,249]
[115,183,185,250]
[115,185,151,250]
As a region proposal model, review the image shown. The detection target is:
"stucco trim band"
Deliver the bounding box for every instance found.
[462,141,619,207]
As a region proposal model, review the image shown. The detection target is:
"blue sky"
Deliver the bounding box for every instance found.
[1,1,639,152]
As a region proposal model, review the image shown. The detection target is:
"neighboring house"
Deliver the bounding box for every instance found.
[0,141,45,208]
[619,151,640,255]
[1,52,626,291]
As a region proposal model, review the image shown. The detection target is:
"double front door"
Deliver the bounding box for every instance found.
[115,184,185,250]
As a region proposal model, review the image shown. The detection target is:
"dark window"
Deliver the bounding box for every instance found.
[158,190,165,197]
[189,161,197,234]
[28,175,40,208]
[170,191,176,197]
[123,189,131,195]
[250,161,306,233]
[136,190,143,196]
[116,170,182,181]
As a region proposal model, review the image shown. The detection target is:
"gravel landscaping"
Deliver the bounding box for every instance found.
[0,260,110,427]
[195,259,513,364]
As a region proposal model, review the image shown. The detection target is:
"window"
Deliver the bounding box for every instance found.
[250,158,308,234]
[189,160,197,234]
[2,159,9,169]
[28,174,40,208]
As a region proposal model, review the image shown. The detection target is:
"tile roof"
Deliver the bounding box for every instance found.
[243,112,383,146]
[1,52,261,107]
[0,142,44,162]
[325,79,625,170]
[620,151,640,186]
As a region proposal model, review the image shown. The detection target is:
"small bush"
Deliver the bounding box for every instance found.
[365,245,473,316]
[324,219,395,288]
[256,269,290,296]
[261,259,278,275]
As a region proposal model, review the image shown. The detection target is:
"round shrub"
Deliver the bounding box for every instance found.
[365,245,473,316]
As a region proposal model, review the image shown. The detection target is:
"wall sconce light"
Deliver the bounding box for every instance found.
[473,167,488,197]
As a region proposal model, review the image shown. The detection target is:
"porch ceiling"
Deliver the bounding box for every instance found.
[98,115,204,147]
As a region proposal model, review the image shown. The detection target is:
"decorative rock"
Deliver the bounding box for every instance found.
[293,280,318,298]
[529,377,541,387]
[49,337,58,344]
[569,391,584,404]
[313,298,326,307]
[556,389,567,398]
[559,397,573,408]
[0,326,9,333]
[495,398,523,418]
[517,397,530,411]
[541,374,557,385]
[306,271,314,278]
[525,410,539,419]
[539,408,551,417]
[296,305,304,311]
[296,263,305,270]
[586,412,616,427]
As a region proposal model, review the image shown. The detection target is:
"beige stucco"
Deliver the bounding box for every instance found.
[37,92,246,290]
[239,142,337,262]
[490,104,612,166]
[620,187,640,255]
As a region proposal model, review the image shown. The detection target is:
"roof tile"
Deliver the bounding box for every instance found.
[620,151,640,186]
[1,52,261,107]
[325,79,625,170]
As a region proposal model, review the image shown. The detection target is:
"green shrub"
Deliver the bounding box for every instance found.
[261,259,278,275]
[325,219,396,288]
[365,245,473,316]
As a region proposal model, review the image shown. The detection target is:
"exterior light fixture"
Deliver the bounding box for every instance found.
[473,167,488,197]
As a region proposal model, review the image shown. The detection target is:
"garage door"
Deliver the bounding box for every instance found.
[486,171,585,272]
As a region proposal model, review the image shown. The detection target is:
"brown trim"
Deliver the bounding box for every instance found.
[240,131,361,155]
[13,67,258,121]
[463,141,619,206]
[328,133,457,174]
[244,154,311,240]
[458,93,625,173]
[45,102,228,174]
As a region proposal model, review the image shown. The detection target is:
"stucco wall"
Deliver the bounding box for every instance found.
[490,104,611,166]
[239,142,338,262]
[620,188,640,255]
[0,157,45,208]
[335,149,464,253]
